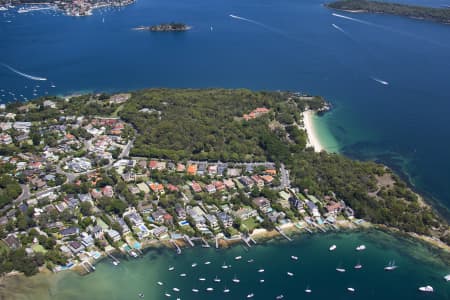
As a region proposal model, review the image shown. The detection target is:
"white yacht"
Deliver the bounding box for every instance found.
[204,261,211,265]
[199,277,206,281]
[260,279,265,283]
[354,263,363,269]
[192,288,199,293]
[191,263,197,267]
[179,273,186,277]
[336,268,346,273]
[213,276,221,283]
[235,256,242,260]
[329,245,337,251]
[247,259,254,263]
[418,285,433,293]
[258,269,265,273]
[247,293,254,298]
[276,295,284,299]
[291,255,298,260]
[347,287,355,292]
[172,288,180,292]
[287,272,294,277]
[206,287,214,292]
[384,261,398,271]
[223,288,230,293]
[356,245,366,251]
[112,261,119,266]
[168,266,175,271]
[164,293,171,297]
[232,275,240,283]
[444,274,450,281]
[221,262,229,269]
[157,281,164,286]
[305,287,312,293]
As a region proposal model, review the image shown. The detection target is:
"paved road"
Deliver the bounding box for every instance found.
[280,163,290,189]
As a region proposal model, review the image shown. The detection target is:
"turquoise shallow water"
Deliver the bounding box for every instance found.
[4,230,449,300]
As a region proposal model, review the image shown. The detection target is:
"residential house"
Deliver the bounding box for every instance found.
[204,184,216,194]
[106,229,121,242]
[253,197,272,214]
[217,212,233,228]
[3,235,21,250]
[233,207,258,220]
[191,181,202,193]
[60,227,80,237]
[68,241,85,254]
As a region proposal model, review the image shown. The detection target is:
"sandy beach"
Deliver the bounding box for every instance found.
[303,110,324,152]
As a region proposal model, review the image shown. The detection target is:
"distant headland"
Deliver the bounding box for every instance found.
[326,0,450,24]
[133,23,192,32]
[0,0,135,16]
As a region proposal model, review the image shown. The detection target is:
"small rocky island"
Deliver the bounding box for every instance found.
[133,23,191,32]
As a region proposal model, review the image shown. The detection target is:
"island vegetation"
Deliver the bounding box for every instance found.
[133,23,191,32]
[326,0,450,24]
[0,89,448,277]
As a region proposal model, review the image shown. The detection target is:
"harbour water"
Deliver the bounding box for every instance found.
[1,230,449,300]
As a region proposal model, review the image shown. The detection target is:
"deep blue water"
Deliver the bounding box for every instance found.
[1,0,450,216]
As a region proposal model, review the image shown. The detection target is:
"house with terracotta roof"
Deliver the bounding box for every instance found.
[191,181,202,193]
[261,175,274,184]
[223,178,235,189]
[187,164,197,175]
[214,181,226,191]
[149,182,165,194]
[176,163,186,172]
[148,160,158,170]
[265,169,277,175]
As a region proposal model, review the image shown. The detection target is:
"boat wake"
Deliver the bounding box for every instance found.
[229,14,289,38]
[1,63,47,81]
[332,13,375,26]
[371,77,389,85]
[331,23,347,34]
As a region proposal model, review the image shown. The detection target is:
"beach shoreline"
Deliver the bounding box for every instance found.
[302,110,324,152]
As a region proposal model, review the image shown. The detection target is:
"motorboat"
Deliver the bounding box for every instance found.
[287,272,294,276]
[384,261,398,271]
[168,266,175,271]
[235,256,242,260]
[356,245,366,251]
[347,287,355,292]
[291,255,298,260]
[258,269,265,273]
[336,268,346,273]
[157,281,164,286]
[418,286,433,293]
[247,293,254,298]
[329,245,337,251]
[192,288,199,293]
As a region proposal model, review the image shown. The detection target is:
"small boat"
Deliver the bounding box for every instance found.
[157,281,164,286]
[291,255,298,260]
[347,287,355,292]
[112,261,119,266]
[247,259,254,263]
[444,274,450,281]
[232,275,240,283]
[276,295,284,299]
[384,260,398,271]
[418,285,434,293]
[356,245,366,251]
[287,272,294,277]
[305,287,312,293]
[258,269,265,273]
[223,288,230,293]
[354,263,363,269]
[336,268,346,273]
[199,277,206,281]
[260,279,265,283]
[247,293,254,298]
[192,288,199,293]
[138,293,144,298]
[206,287,214,292]
[221,262,229,269]
[329,245,337,251]
[191,263,197,267]
[213,276,221,283]
[235,256,242,260]
[204,261,211,265]
[164,293,171,297]
[172,288,180,292]
[51,84,56,88]
[168,266,175,271]
[179,273,186,277]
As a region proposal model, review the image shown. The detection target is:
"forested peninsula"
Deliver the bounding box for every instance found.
[326,0,450,24]
[0,89,449,276]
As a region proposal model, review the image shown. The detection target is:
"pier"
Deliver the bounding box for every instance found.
[107,253,120,264]
[170,240,182,254]
[275,226,292,241]
[201,238,210,248]
[183,234,195,247]
[241,235,253,248]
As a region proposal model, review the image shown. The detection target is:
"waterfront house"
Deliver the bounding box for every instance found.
[253,197,272,214]
[68,241,85,254]
[151,226,169,239]
[60,227,80,238]
[205,214,220,231]
[233,207,258,220]
[106,229,121,242]
[175,205,187,220]
[217,212,233,228]
[326,201,344,215]
[306,200,320,218]
[151,208,167,224]
[80,232,95,247]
